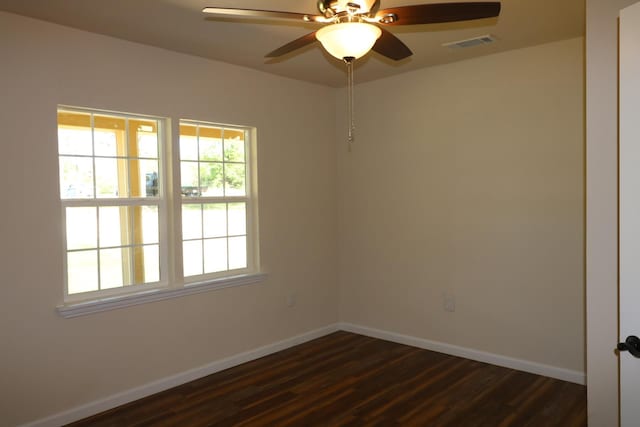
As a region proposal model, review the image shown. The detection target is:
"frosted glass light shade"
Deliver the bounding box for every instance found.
[316,22,382,60]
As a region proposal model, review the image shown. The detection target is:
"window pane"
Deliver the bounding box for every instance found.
[122,206,159,246]
[100,248,125,289]
[200,162,224,197]
[228,203,246,236]
[58,111,90,148]
[58,127,93,156]
[94,115,126,133]
[59,156,94,199]
[66,207,97,250]
[225,163,246,196]
[183,240,203,277]
[133,245,159,284]
[95,157,119,198]
[182,204,202,240]
[132,159,158,198]
[139,206,159,244]
[203,203,226,238]
[130,246,145,285]
[181,161,199,196]
[137,133,158,158]
[224,136,245,163]
[134,119,158,158]
[199,125,223,141]
[228,236,247,270]
[144,171,158,197]
[121,206,156,246]
[200,136,223,162]
[204,238,227,273]
[225,128,245,141]
[94,130,118,157]
[180,125,198,161]
[67,250,98,294]
[99,206,124,248]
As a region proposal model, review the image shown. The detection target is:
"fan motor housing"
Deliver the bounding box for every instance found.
[317,0,380,17]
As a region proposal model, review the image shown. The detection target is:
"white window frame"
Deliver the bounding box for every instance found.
[178,120,260,283]
[56,107,264,318]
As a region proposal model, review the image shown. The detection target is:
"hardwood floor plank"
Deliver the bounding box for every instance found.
[66,331,586,426]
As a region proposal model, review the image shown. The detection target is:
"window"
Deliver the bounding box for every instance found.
[179,122,253,279]
[57,107,260,310]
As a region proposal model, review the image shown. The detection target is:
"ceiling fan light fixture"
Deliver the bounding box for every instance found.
[316,22,382,60]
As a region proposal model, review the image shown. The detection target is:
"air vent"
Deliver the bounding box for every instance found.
[442,34,497,49]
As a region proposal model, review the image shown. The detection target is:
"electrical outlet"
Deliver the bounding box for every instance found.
[443,293,456,312]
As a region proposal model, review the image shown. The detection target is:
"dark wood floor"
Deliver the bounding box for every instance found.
[67,331,587,426]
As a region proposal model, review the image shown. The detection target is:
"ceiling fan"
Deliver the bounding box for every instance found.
[203,1,501,61]
[203,0,501,147]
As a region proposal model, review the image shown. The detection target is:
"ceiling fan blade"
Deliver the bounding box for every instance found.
[203,7,322,22]
[372,29,413,60]
[375,2,501,25]
[266,32,318,58]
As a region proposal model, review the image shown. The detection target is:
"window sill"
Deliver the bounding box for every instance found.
[56,273,268,318]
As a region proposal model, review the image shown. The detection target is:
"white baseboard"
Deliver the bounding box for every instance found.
[21,321,585,426]
[338,322,586,385]
[20,324,340,427]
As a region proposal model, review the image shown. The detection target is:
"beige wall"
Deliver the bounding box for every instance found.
[585,0,638,425]
[337,38,585,372]
[0,9,595,427]
[0,12,338,426]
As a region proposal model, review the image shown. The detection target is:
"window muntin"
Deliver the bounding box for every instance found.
[179,122,252,280]
[58,109,164,298]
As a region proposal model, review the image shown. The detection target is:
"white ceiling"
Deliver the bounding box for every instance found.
[0,0,584,87]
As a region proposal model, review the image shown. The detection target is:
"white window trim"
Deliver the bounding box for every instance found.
[57,273,267,318]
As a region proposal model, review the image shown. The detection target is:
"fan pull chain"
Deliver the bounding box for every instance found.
[345,56,356,151]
